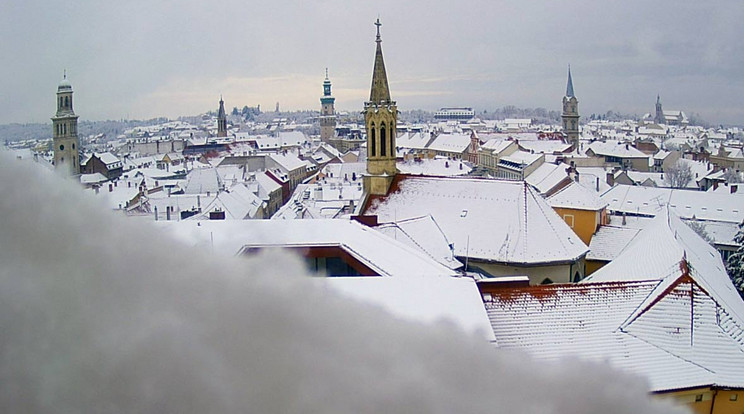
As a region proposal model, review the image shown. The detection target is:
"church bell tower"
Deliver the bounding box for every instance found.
[320,68,336,143]
[561,65,580,150]
[217,95,228,137]
[52,72,80,176]
[364,19,398,196]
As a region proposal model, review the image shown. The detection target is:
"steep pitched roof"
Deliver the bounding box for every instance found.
[365,175,588,265]
[484,277,744,392]
[583,208,744,326]
[376,215,463,271]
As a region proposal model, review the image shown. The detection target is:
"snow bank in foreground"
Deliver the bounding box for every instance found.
[0,153,684,413]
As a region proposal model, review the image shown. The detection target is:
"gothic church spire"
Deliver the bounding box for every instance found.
[369,18,391,104]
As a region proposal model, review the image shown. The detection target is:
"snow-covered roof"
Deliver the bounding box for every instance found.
[376,215,463,271]
[80,173,108,185]
[190,183,264,220]
[586,141,648,158]
[583,208,744,327]
[269,152,306,172]
[586,225,642,261]
[158,219,458,278]
[574,167,613,194]
[484,277,744,392]
[365,176,588,265]
[524,162,569,195]
[254,170,282,194]
[92,152,121,166]
[499,150,542,167]
[479,138,513,153]
[184,168,220,194]
[325,276,494,341]
[518,140,572,154]
[548,181,606,211]
[396,157,472,176]
[602,184,744,223]
[426,133,471,154]
[396,131,433,150]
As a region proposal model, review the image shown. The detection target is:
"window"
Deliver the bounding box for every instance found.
[695,394,703,402]
[59,144,64,151]
[730,394,738,401]
[563,214,575,228]
[380,124,387,157]
[390,127,395,155]
[370,124,376,156]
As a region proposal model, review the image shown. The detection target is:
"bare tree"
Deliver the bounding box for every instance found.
[664,160,693,188]
[723,168,742,184]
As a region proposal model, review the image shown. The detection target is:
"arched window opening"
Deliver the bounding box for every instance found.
[380,124,387,157]
[370,124,376,157]
[390,126,395,155]
[65,96,69,108]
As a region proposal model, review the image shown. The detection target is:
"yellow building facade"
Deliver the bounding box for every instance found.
[658,387,744,414]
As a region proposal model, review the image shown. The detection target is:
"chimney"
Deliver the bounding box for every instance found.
[732,184,738,194]
[713,181,719,190]
[606,171,615,187]
[109,183,113,192]
[574,170,580,182]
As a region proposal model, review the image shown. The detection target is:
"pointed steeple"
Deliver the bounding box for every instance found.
[217,95,226,118]
[566,65,575,98]
[217,95,227,137]
[369,18,391,104]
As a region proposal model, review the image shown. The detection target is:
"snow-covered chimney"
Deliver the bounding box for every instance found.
[606,171,615,187]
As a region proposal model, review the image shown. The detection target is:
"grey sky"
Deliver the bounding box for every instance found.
[2,0,743,125]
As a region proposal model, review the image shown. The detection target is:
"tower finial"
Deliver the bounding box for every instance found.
[325,67,329,80]
[63,69,67,80]
[375,18,382,42]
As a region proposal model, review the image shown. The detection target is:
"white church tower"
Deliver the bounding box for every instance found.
[52,72,81,176]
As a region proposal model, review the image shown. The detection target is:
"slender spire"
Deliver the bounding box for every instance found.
[325,67,329,80]
[566,65,575,98]
[369,18,391,103]
[217,95,226,117]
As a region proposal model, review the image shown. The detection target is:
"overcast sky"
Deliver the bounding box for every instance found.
[2,0,743,125]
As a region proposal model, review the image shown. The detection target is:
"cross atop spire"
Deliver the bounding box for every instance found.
[63,69,67,80]
[375,18,382,42]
